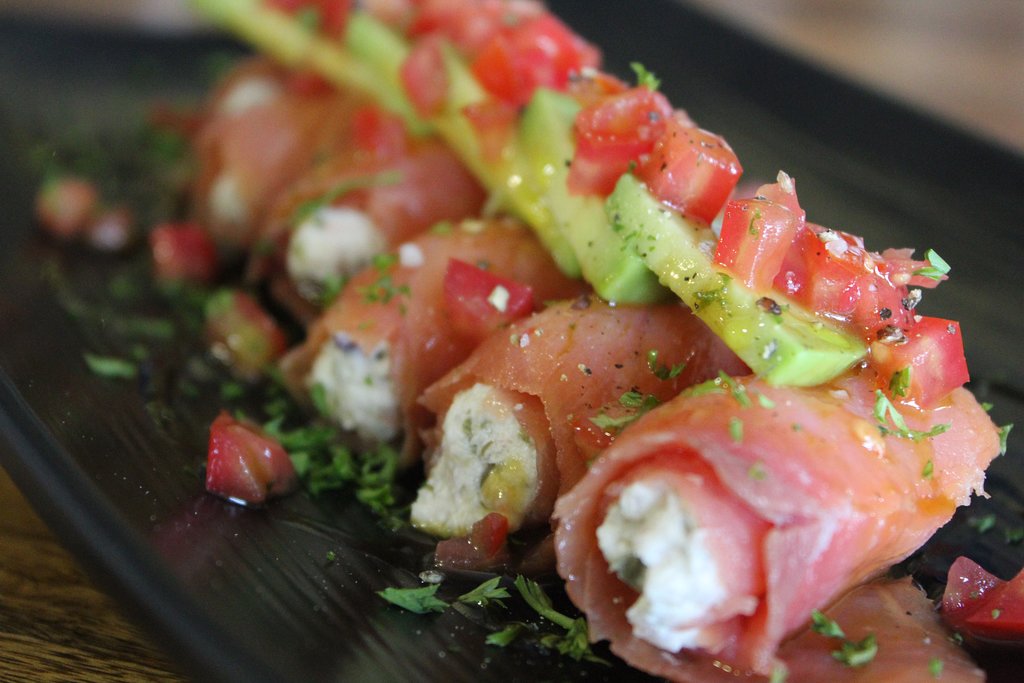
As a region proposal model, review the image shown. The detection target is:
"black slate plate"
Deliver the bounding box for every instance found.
[1,1,1022,681]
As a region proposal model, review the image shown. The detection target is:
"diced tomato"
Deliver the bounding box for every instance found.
[470,13,600,106]
[149,221,219,284]
[204,289,288,380]
[351,105,409,161]
[773,224,914,339]
[265,0,351,36]
[713,198,802,290]
[443,258,535,343]
[433,512,510,570]
[871,316,968,406]
[638,115,742,224]
[567,86,674,197]
[408,0,544,56]
[284,70,334,96]
[35,175,99,240]
[462,98,518,162]
[400,35,449,117]
[206,411,298,506]
[566,70,629,109]
[943,556,1024,643]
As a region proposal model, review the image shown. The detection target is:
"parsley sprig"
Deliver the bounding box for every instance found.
[912,249,951,282]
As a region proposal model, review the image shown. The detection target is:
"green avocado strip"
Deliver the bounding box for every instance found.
[609,174,865,385]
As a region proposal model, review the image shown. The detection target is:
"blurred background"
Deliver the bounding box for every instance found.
[0,0,1020,150]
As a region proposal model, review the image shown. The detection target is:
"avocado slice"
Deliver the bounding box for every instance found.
[608,174,865,385]
[518,89,666,302]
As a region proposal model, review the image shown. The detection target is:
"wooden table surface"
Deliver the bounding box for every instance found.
[1,2,1021,682]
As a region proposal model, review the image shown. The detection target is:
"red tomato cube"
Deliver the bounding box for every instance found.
[206,411,297,506]
[638,115,742,224]
[204,289,288,381]
[401,36,449,118]
[443,258,535,343]
[713,197,802,290]
[568,86,674,197]
[149,221,219,284]
[871,316,969,407]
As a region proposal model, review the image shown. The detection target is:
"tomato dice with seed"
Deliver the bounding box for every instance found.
[943,556,1024,644]
[149,221,219,284]
[206,411,298,506]
[443,258,535,343]
[714,198,802,290]
[568,86,674,197]
[871,316,968,406]
[470,13,600,106]
[401,35,449,118]
[204,289,288,380]
[638,115,742,224]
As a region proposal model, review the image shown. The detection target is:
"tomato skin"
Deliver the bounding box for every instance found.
[409,0,545,57]
[943,556,1024,643]
[637,115,742,224]
[204,289,288,381]
[149,222,219,284]
[206,411,298,506]
[433,511,510,570]
[713,197,802,290]
[443,258,535,343]
[400,35,449,117]
[470,13,600,106]
[567,87,674,197]
[871,316,968,406]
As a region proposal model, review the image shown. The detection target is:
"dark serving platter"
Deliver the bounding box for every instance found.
[1,1,1022,681]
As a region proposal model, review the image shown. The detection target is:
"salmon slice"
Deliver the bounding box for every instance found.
[553,369,1000,679]
[414,297,747,538]
[281,217,586,465]
[190,58,365,249]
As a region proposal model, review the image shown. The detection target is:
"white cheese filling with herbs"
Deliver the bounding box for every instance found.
[411,383,538,537]
[287,206,386,298]
[217,77,282,115]
[596,480,726,652]
[307,333,399,445]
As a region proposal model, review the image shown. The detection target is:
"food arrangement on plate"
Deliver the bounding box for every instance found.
[26,0,1019,680]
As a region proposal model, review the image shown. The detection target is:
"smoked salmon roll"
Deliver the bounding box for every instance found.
[411,297,747,538]
[553,368,1001,680]
[190,58,365,249]
[281,217,586,464]
[248,108,486,312]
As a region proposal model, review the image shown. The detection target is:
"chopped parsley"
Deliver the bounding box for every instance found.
[377,584,448,614]
[729,416,744,443]
[486,623,526,647]
[589,390,660,433]
[83,353,137,379]
[457,576,510,608]
[646,349,685,380]
[967,513,996,534]
[630,61,661,91]
[998,423,1013,456]
[718,371,752,407]
[513,576,608,664]
[873,391,950,441]
[929,657,943,679]
[922,459,934,479]
[912,249,951,281]
[889,367,911,397]
[811,610,877,668]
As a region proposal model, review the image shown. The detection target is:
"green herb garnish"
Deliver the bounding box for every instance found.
[513,576,608,664]
[630,62,661,91]
[873,391,950,441]
[646,349,685,380]
[376,584,448,614]
[913,249,951,281]
[83,353,137,379]
[457,576,510,608]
